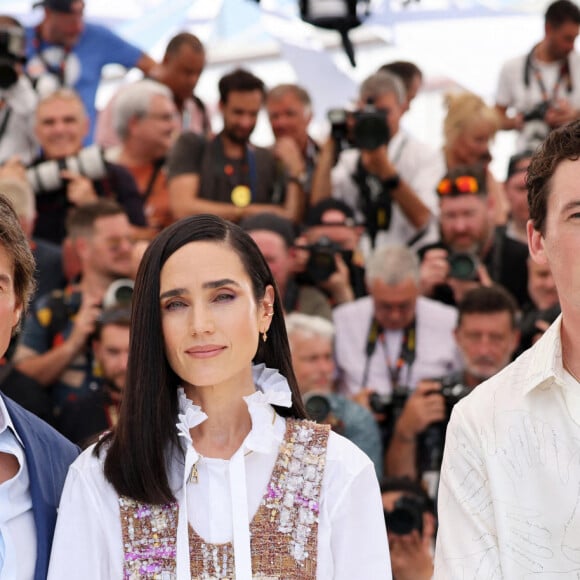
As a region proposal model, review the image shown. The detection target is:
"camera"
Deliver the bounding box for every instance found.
[26,145,108,194]
[327,104,390,152]
[303,392,345,433]
[523,101,550,123]
[447,252,479,281]
[0,26,25,90]
[305,236,344,283]
[103,279,134,309]
[439,375,471,417]
[304,392,332,423]
[369,386,408,417]
[384,495,425,536]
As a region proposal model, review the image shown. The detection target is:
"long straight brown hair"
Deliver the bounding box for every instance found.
[96,214,306,504]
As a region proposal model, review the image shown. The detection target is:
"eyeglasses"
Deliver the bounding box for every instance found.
[436,175,480,197]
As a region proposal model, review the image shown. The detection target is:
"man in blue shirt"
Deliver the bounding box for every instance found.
[0,193,78,578]
[25,0,157,143]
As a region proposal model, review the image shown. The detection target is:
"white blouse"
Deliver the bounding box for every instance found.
[47,365,392,579]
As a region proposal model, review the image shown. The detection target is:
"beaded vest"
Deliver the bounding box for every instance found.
[119,419,330,579]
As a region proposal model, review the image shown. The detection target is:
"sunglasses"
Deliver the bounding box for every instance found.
[436,176,480,196]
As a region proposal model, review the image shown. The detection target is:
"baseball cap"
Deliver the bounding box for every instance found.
[33,0,83,13]
[239,212,297,249]
[506,150,533,180]
[304,198,358,228]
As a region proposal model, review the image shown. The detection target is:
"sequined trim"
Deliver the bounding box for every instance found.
[119,497,178,579]
[119,419,330,579]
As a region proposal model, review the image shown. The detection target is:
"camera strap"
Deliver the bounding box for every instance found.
[212,134,257,205]
[524,44,572,101]
[142,157,165,201]
[31,26,71,88]
[0,104,12,142]
[353,156,392,248]
[361,318,416,389]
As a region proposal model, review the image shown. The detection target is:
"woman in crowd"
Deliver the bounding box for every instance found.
[47,214,391,579]
[441,91,507,223]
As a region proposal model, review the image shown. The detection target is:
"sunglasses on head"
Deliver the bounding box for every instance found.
[436,175,480,197]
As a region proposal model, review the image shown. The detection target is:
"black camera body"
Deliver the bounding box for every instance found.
[439,375,471,417]
[369,386,408,418]
[0,26,25,90]
[328,105,390,152]
[305,236,345,283]
[447,252,479,281]
[384,495,425,536]
[523,101,550,123]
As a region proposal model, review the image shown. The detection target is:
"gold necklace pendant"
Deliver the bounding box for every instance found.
[188,458,200,484]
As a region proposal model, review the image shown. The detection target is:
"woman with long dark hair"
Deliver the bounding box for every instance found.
[47,214,390,579]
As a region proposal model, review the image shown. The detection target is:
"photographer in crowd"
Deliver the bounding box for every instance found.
[286,312,383,477]
[495,0,580,151]
[504,150,534,244]
[12,200,134,421]
[167,68,304,224]
[239,211,333,320]
[109,79,179,237]
[266,83,319,211]
[381,476,436,580]
[23,89,146,245]
[385,285,519,497]
[58,304,130,446]
[311,70,443,257]
[0,16,38,165]
[333,244,460,446]
[294,198,366,306]
[419,163,529,308]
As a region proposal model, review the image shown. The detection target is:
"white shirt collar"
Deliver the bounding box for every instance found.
[522,314,566,395]
[175,363,293,456]
[0,396,25,449]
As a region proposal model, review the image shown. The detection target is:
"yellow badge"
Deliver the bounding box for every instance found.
[36,307,52,328]
[231,185,251,208]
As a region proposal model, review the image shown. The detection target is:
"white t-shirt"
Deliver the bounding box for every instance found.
[496,51,580,151]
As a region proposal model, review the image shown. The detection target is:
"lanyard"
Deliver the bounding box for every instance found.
[32,26,70,87]
[361,318,416,389]
[212,134,258,203]
[524,45,572,102]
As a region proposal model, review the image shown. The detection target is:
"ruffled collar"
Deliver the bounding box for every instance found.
[175,363,293,454]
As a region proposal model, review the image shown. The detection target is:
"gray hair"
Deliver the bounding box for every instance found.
[365,245,420,286]
[285,312,334,344]
[359,71,406,106]
[112,80,173,140]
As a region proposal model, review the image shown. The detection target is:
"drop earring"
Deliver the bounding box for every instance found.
[262,331,268,343]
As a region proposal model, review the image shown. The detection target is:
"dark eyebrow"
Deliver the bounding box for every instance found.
[159,279,241,301]
[562,200,580,214]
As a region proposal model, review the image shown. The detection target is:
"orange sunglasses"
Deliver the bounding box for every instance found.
[436,175,480,196]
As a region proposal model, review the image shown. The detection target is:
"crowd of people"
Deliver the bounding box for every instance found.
[1,0,580,578]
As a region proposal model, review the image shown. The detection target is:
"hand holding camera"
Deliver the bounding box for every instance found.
[419,248,450,296]
[393,380,446,441]
[60,170,99,206]
[544,98,576,128]
[318,251,355,305]
[67,291,103,353]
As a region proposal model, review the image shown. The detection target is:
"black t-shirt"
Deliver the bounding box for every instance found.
[31,159,146,245]
[167,132,285,205]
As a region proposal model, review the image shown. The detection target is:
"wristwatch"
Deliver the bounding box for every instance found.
[287,171,309,189]
[382,173,401,189]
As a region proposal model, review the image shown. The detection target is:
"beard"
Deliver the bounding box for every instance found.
[223,125,252,146]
